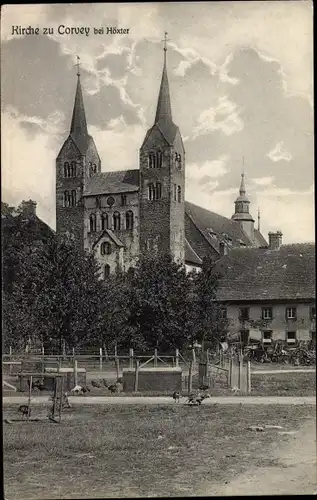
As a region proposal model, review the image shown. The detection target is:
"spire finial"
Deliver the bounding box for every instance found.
[75,55,81,77]
[162,31,170,65]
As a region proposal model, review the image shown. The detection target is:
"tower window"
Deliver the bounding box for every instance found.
[148,183,162,200]
[63,190,77,207]
[156,151,162,168]
[89,214,96,232]
[149,152,155,168]
[64,162,77,178]
[101,213,108,231]
[173,184,177,201]
[156,182,162,199]
[148,183,155,200]
[126,210,134,230]
[175,153,182,169]
[92,163,97,174]
[101,241,111,256]
[113,211,121,231]
[177,185,181,203]
[121,194,127,206]
[104,264,110,279]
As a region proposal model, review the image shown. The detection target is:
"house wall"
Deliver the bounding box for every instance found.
[226,302,316,342]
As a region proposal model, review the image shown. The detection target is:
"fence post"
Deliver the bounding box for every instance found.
[238,355,243,391]
[129,348,134,369]
[206,348,210,366]
[99,347,103,372]
[134,360,139,392]
[187,360,193,394]
[175,348,179,368]
[228,358,233,388]
[192,349,196,369]
[247,360,251,394]
[104,344,109,361]
[9,346,12,375]
[115,356,120,380]
[154,349,158,367]
[73,360,78,387]
[27,375,32,423]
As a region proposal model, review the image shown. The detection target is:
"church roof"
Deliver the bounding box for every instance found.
[185,201,253,252]
[84,170,140,196]
[185,239,203,265]
[254,229,268,247]
[92,229,124,249]
[215,243,315,302]
[70,75,89,154]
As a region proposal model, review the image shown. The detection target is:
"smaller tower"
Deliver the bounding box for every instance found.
[231,173,255,242]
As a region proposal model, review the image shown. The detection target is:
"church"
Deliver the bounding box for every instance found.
[56,41,268,277]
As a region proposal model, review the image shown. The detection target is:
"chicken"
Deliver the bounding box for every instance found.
[18,404,30,418]
[71,385,83,394]
[90,379,102,388]
[186,392,210,406]
[198,384,209,391]
[172,391,182,403]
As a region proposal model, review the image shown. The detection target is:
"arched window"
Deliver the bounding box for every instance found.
[113,211,121,231]
[175,153,182,169]
[89,214,96,232]
[156,151,163,168]
[70,161,76,177]
[101,242,111,256]
[148,183,155,200]
[88,162,92,177]
[177,185,181,203]
[149,152,156,168]
[64,162,69,178]
[71,190,77,206]
[104,264,110,279]
[92,163,97,174]
[101,213,108,230]
[63,190,70,207]
[126,210,134,230]
[156,182,162,199]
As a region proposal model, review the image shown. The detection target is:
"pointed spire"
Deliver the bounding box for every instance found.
[257,207,261,231]
[239,172,246,196]
[155,32,173,123]
[70,56,88,152]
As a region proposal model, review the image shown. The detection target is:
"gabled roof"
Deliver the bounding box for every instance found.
[84,170,139,196]
[185,239,203,265]
[92,229,124,249]
[215,243,316,302]
[185,201,253,252]
[254,229,268,247]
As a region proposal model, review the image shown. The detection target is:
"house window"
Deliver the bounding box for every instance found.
[101,242,111,256]
[262,330,273,343]
[126,210,134,230]
[240,330,249,346]
[101,213,108,231]
[286,307,297,320]
[177,185,181,203]
[89,214,96,232]
[262,307,273,320]
[239,307,250,321]
[286,331,297,344]
[104,264,110,279]
[121,194,127,206]
[113,211,121,231]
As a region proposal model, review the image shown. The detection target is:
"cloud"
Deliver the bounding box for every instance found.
[252,177,275,186]
[267,141,293,162]
[193,96,244,138]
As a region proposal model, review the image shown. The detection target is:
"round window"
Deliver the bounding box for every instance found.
[107,196,115,206]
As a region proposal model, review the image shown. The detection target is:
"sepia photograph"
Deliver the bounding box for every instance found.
[1,1,315,498]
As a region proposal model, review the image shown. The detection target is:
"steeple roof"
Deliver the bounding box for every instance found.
[235,173,250,203]
[70,74,89,154]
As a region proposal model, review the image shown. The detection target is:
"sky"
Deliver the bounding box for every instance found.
[1,1,314,243]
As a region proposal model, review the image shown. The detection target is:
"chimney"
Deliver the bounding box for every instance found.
[268,230,283,250]
[20,200,37,216]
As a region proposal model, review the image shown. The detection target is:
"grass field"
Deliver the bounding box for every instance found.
[3,403,316,499]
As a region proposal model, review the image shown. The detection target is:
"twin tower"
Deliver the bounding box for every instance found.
[56,41,185,274]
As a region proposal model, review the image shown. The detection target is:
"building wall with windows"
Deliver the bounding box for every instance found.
[224,302,316,344]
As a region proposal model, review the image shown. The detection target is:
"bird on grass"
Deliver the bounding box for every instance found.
[186,393,210,406]
[198,384,209,391]
[172,391,182,403]
[104,381,122,394]
[90,379,102,389]
[18,404,30,418]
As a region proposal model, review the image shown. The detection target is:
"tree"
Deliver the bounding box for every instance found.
[126,254,192,351]
[188,256,227,351]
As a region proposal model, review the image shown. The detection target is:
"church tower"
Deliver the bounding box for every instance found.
[56,59,101,251]
[231,173,255,242]
[139,33,185,263]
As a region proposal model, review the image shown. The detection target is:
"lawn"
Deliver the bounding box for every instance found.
[250,371,316,396]
[3,403,316,499]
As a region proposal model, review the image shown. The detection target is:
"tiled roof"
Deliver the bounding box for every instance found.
[215,243,316,302]
[185,239,203,265]
[84,170,139,196]
[92,229,124,249]
[185,201,253,252]
[254,229,268,247]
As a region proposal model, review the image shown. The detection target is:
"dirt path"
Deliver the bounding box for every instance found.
[198,419,316,496]
[3,395,316,405]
